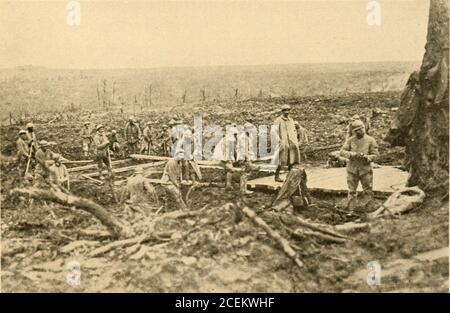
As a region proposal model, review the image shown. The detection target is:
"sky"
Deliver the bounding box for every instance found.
[0,0,430,69]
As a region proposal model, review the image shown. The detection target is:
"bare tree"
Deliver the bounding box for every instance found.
[385,0,449,197]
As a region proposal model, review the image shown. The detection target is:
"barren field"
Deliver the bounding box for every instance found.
[0,65,448,292]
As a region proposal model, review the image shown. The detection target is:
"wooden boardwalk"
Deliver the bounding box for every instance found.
[247,166,409,196]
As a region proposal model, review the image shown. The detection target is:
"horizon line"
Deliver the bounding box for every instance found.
[0,60,422,71]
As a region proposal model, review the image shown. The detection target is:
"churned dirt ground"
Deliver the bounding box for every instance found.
[1,92,448,292]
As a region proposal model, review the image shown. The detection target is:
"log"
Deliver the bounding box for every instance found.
[82,161,166,178]
[11,187,132,238]
[68,158,132,173]
[88,234,146,257]
[264,211,349,240]
[238,204,303,268]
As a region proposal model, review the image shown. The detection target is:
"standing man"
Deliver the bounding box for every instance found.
[93,124,112,180]
[26,122,39,153]
[16,130,30,179]
[160,124,171,156]
[125,116,141,155]
[80,121,93,158]
[141,121,153,155]
[273,105,300,182]
[340,120,379,205]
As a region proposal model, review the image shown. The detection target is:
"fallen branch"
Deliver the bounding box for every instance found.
[82,161,166,178]
[237,204,303,268]
[11,187,132,238]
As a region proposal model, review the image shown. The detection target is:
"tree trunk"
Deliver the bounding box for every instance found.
[11,187,132,238]
[385,0,449,196]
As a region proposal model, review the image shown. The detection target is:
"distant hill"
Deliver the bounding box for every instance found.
[0,61,419,118]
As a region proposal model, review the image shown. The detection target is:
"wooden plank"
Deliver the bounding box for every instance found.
[81,161,166,178]
[247,166,408,195]
[68,158,133,173]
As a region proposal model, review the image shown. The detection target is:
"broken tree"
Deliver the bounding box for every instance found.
[11,187,132,238]
[385,0,449,197]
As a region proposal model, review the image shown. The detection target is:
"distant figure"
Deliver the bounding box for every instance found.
[16,130,30,179]
[80,121,93,158]
[93,124,112,179]
[26,122,39,152]
[273,104,300,182]
[141,122,153,155]
[125,116,141,155]
[340,120,379,205]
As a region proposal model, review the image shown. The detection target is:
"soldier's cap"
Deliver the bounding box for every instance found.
[84,121,90,125]
[129,115,135,121]
[26,122,34,128]
[168,119,177,126]
[134,166,144,174]
[96,124,104,131]
[281,104,291,111]
[111,129,117,134]
[351,120,365,132]
[351,114,360,120]
[19,129,27,135]
[39,140,50,147]
[147,121,153,125]
[162,124,168,129]
[52,153,61,161]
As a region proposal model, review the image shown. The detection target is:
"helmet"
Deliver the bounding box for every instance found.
[351,120,365,132]
[52,153,61,161]
[26,122,34,129]
[19,129,27,135]
[84,121,90,125]
[281,104,291,111]
[111,129,117,134]
[39,140,50,147]
[147,121,152,125]
[96,124,104,131]
[129,115,135,122]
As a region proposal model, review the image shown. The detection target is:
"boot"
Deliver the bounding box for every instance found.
[274,168,284,182]
[225,172,233,191]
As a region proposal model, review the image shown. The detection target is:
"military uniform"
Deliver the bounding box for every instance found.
[161,158,187,210]
[16,134,30,178]
[80,125,92,157]
[125,121,141,155]
[93,126,112,178]
[141,125,153,155]
[340,121,379,200]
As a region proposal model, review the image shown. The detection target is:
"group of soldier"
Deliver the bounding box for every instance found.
[15,104,379,212]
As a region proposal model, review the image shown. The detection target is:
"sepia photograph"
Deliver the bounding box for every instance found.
[0,0,448,296]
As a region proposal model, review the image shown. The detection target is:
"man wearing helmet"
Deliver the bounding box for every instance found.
[16,130,30,179]
[93,124,112,179]
[141,121,153,155]
[340,120,379,206]
[125,116,141,155]
[49,153,69,189]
